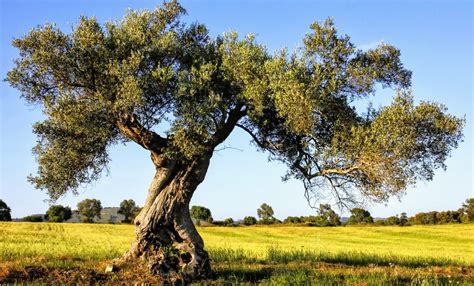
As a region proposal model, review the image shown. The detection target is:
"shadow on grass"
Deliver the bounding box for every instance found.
[211,268,350,285]
[0,266,109,285]
[211,267,274,283]
[2,264,472,285]
[209,246,467,268]
[211,267,472,285]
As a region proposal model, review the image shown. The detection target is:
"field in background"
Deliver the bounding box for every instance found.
[1,223,473,284]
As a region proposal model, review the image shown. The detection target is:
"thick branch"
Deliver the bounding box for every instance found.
[293,138,321,180]
[210,104,247,147]
[116,114,168,152]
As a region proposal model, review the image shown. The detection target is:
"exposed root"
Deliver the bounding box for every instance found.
[121,240,211,282]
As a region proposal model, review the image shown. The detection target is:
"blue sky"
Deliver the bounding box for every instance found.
[1,0,472,219]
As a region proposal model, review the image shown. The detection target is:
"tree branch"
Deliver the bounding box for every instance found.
[236,124,265,148]
[210,103,247,147]
[116,114,168,152]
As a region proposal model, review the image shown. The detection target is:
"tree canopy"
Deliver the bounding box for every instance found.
[45,205,72,222]
[6,0,463,209]
[118,199,140,223]
[257,203,275,223]
[243,216,257,225]
[461,198,474,222]
[0,200,12,221]
[317,203,341,226]
[347,208,374,225]
[190,205,213,223]
[77,199,102,223]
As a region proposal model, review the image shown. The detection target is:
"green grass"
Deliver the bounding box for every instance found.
[0,222,473,284]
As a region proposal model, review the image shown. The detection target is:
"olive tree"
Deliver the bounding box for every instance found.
[347,208,374,225]
[6,1,463,280]
[399,212,409,226]
[77,199,102,223]
[118,199,140,223]
[190,205,213,223]
[257,203,275,223]
[317,204,341,226]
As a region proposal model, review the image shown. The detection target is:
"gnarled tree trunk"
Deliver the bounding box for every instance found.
[123,151,212,281]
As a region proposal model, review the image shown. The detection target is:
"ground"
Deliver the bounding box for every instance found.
[0,222,472,284]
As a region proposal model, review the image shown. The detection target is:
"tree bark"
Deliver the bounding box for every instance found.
[123,151,212,281]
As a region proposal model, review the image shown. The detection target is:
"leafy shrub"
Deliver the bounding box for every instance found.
[46,205,72,222]
[242,216,257,225]
[224,218,234,226]
[22,215,43,222]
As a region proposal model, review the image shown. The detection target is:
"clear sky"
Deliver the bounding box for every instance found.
[1,0,472,220]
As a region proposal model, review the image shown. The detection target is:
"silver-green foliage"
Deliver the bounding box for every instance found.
[6,1,463,207]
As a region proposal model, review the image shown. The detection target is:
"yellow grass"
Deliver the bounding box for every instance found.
[0,222,472,268]
[200,224,473,265]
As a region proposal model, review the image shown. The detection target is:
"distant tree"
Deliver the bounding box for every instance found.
[23,214,43,222]
[0,200,12,221]
[409,213,422,225]
[45,205,72,222]
[374,219,386,226]
[450,210,462,223]
[190,206,213,223]
[118,199,140,223]
[436,212,449,224]
[297,215,331,226]
[314,216,331,226]
[399,212,409,226]
[283,216,302,224]
[223,218,234,226]
[410,211,437,225]
[243,216,257,226]
[257,203,275,224]
[408,213,418,225]
[410,210,463,225]
[435,211,460,224]
[317,204,341,226]
[298,216,316,226]
[425,211,439,225]
[347,208,374,225]
[385,215,400,226]
[461,198,474,222]
[77,199,102,223]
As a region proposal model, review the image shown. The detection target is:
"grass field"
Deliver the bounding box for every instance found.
[0,222,473,284]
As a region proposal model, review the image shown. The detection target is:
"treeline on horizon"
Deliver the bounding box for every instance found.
[191,199,474,227]
[0,198,473,227]
[0,198,140,224]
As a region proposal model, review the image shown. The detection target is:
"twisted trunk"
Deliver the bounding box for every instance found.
[117,107,244,280]
[123,151,212,280]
